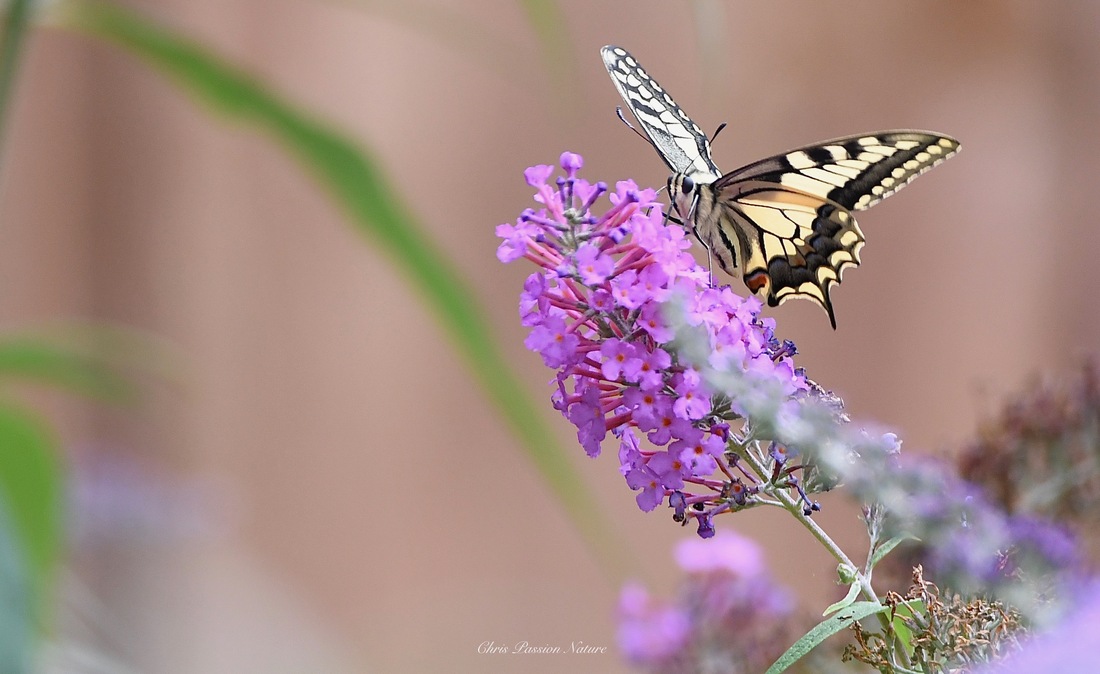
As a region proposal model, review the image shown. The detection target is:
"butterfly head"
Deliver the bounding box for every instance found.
[667,172,701,222]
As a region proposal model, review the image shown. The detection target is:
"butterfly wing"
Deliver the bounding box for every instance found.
[687,132,960,328]
[720,131,960,211]
[600,45,722,182]
[692,181,863,329]
[599,45,959,327]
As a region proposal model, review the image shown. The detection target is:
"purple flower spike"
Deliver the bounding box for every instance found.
[497,155,809,536]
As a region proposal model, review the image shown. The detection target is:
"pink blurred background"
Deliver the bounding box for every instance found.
[2,1,1098,672]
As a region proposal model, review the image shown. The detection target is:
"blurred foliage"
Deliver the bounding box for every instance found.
[0,327,153,671]
[0,377,75,666]
[0,0,621,665]
[517,0,574,107]
[0,478,33,674]
[0,401,62,613]
[0,332,137,404]
[0,0,30,156]
[0,3,70,670]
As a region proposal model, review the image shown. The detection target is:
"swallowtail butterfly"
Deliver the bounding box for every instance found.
[601,45,960,329]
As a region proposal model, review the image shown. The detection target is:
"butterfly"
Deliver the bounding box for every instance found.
[601,45,960,329]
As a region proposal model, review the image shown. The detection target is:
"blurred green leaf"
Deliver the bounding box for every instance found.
[0,0,32,156]
[0,402,63,621]
[516,0,574,105]
[0,334,134,403]
[0,498,32,674]
[58,0,627,573]
[0,324,180,403]
[346,0,530,81]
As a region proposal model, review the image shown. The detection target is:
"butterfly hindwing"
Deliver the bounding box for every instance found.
[692,181,864,329]
[600,45,721,181]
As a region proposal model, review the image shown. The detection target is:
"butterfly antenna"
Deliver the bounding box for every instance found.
[616,107,655,147]
[711,122,727,145]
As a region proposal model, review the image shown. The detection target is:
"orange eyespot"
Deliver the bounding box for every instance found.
[745,271,768,294]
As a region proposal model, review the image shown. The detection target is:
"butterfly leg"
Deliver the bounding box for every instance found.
[690,230,715,286]
[708,237,717,285]
[683,192,716,286]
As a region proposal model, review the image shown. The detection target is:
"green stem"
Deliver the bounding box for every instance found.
[744,445,878,601]
[779,489,876,602]
[0,0,31,157]
[744,446,919,668]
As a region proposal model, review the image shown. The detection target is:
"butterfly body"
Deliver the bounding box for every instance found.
[601,45,960,328]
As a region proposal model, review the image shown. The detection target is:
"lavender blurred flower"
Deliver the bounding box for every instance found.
[617,531,796,674]
[68,446,231,548]
[617,583,692,665]
[962,580,1100,673]
[957,359,1100,524]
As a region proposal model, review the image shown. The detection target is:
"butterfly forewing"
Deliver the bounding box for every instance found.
[600,45,722,182]
[719,132,960,211]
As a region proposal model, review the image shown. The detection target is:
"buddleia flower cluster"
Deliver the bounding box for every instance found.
[496,152,810,538]
[617,531,797,673]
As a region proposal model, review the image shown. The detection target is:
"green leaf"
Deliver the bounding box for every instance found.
[516,0,574,99]
[0,499,32,674]
[0,332,137,403]
[765,601,888,674]
[890,599,925,657]
[0,324,178,404]
[0,402,63,614]
[0,0,33,155]
[868,533,918,570]
[58,0,628,570]
[823,581,862,616]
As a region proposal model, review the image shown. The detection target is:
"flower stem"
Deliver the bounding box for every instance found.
[742,446,881,604]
